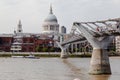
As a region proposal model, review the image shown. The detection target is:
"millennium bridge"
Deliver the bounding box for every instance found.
[57,18,120,75]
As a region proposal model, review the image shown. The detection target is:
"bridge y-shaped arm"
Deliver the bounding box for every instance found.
[73,22,114,49]
[73,22,101,49]
[85,23,102,35]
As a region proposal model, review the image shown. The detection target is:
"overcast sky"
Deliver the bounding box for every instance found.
[0,0,120,33]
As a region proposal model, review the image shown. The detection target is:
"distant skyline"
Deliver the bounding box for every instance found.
[0,0,120,33]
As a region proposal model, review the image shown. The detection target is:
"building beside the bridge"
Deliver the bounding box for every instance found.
[116,36,120,53]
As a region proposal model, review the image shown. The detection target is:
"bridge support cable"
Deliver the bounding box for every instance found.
[84,23,103,35]
[73,22,113,75]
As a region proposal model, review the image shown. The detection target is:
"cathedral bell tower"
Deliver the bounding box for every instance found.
[17,20,23,33]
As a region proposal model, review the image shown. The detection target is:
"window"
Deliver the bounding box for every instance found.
[56,26,59,31]
[50,25,54,30]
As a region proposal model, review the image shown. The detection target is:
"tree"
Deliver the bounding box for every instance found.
[50,47,55,52]
[36,46,42,52]
[42,47,48,52]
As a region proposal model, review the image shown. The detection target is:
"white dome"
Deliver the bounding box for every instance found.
[44,14,57,22]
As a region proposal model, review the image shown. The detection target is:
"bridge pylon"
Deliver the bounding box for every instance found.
[60,50,68,59]
[73,22,115,74]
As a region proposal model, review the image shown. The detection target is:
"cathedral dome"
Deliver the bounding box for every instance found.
[44,14,57,22]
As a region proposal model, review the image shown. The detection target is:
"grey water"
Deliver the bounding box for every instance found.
[0,57,119,80]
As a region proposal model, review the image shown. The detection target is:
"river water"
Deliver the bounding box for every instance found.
[0,57,119,80]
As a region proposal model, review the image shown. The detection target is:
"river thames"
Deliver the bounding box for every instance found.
[0,57,119,80]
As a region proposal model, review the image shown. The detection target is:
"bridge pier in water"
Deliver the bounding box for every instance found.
[73,22,116,74]
[60,49,68,59]
[89,48,111,74]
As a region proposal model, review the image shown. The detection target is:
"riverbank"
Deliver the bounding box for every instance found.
[0,53,91,58]
[0,52,119,58]
[0,52,91,57]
